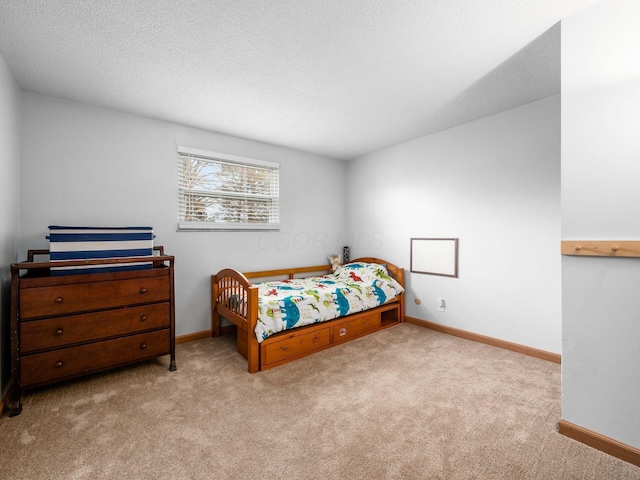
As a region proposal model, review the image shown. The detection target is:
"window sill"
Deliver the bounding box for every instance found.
[177,221,280,232]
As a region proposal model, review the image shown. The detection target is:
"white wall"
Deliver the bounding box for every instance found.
[20,93,347,336]
[347,96,561,354]
[561,0,640,448]
[0,53,21,396]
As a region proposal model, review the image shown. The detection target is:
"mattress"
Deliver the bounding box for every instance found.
[253,262,405,342]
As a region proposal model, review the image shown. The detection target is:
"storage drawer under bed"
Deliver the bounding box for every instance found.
[259,308,390,368]
[332,312,380,343]
[261,327,331,367]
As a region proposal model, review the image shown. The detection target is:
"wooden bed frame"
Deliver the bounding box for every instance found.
[211,257,405,373]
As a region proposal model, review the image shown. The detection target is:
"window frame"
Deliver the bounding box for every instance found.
[177,146,280,231]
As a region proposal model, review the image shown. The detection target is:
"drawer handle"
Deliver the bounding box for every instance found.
[55,360,63,368]
[140,315,147,322]
[55,328,64,336]
[140,288,147,294]
[140,343,147,349]
[339,327,347,337]
[55,297,63,303]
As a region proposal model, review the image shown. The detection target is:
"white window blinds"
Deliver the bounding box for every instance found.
[177,146,280,231]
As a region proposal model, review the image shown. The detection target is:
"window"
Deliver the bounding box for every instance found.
[177,146,279,231]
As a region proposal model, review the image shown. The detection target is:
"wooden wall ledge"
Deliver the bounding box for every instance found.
[561,241,640,257]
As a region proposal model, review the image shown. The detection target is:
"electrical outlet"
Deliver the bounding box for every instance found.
[437,298,446,312]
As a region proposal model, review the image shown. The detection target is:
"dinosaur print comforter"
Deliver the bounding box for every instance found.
[254,262,404,343]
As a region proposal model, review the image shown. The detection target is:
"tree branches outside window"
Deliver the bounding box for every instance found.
[178,149,279,230]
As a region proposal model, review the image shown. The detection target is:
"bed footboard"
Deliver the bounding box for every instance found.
[211,268,260,372]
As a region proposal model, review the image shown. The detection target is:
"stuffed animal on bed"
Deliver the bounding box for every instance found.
[328,254,341,273]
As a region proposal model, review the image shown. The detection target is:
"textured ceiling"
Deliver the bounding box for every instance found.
[0,0,602,160]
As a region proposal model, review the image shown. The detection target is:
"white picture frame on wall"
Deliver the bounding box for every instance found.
[410,238,459,278]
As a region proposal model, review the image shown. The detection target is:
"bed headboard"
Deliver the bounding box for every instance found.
[351,257,404,287]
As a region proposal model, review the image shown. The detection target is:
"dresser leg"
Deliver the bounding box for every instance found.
[169,359,177,371]
[9,399,22,417]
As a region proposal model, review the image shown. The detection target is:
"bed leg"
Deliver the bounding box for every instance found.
[247,333,260,373]
[211,275,220,337]
[211,310,221,337]
[247,287,259,372]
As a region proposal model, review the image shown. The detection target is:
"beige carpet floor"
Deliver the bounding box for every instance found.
[1,323,639,479]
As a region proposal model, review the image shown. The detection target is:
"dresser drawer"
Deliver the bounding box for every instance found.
[20,329,170,387]
[332,313,380,343]
[20,303,171,353]
[262,327,331,366]
[19,276,170,318]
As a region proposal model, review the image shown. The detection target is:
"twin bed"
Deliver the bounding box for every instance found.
[211,258,405,372]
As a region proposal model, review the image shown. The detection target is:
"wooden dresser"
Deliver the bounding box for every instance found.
[9,247,176,416]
